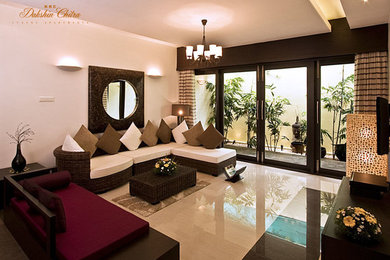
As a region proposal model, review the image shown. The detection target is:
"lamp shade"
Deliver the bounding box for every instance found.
[172,104,190,117]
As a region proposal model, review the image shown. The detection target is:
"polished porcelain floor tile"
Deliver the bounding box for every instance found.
[102,162,340,260]
[0,161,340,260]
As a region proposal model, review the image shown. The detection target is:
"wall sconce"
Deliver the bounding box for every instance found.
[146,68,162,78]
[346,114,388,178]
[56,57,82,71]
[172,104,190,124]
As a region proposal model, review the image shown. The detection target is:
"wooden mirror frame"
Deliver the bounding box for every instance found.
[88,66,144,133]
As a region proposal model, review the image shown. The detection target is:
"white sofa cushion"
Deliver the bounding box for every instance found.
[171,145,236,164]
[90,154,133,179]
[120,143,176,164]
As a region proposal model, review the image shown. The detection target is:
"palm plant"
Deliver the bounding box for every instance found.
[321,65,354,158]
[236,90,257,148]
[206,77,243,139]
[265,84,291,151]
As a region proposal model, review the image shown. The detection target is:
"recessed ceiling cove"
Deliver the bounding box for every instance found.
[7,0,334,47]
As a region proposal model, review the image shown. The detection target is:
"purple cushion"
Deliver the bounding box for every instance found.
[22,179,41,198]
[27,171,71,191]
[11,198,46,243]
[54,183,149,260]
[38,188,67,233]
[22,180,42,213]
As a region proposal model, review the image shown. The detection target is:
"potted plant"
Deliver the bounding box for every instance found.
[154,157,177,176]
[265,84,291,152]
[320,129,332,158]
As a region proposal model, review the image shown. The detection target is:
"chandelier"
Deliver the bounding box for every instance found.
[186,19,222,63]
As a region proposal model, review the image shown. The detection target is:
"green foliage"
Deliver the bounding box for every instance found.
[236,89,257,148]
[206,77,256,144]
[223,78,244,138]
[205,81,216,125]
[320,192,336,215]
[265,84,291,151]
[321,67,354,158]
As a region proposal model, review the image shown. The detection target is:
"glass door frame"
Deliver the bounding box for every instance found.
[317,55,355,178]
[220,65,258,162]
[258,60,316,173]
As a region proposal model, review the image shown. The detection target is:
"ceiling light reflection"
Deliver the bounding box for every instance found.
[165,3,233,31]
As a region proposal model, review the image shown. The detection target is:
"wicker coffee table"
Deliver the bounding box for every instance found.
[129,165,197,204]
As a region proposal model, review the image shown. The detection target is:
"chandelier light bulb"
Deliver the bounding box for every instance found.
[186,19,222,64]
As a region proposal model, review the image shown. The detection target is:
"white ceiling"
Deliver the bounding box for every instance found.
[6,0,390,47]
[341,0,390,29]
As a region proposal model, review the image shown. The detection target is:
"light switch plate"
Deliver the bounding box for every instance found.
[39,96,55,102]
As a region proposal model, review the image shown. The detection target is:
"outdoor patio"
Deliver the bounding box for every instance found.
[225,144,346,172]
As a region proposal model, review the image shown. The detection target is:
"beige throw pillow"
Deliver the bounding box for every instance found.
[157,119,172,144]
[96,124,121,154]
[197,124,224,149]
[172,120,188,144]
[73,125,98,157]
[141,120,158,146]
[183,122,204,146]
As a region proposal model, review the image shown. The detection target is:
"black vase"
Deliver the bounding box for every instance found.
[12,143,26,173]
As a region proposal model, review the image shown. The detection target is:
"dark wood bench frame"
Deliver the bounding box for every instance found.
[3,170,179,260]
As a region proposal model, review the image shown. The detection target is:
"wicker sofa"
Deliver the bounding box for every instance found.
[54,142,236,193]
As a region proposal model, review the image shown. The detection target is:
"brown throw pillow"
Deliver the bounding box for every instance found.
[156,119,172,144]
[73,125,98,157]
[38,188,67,233]
[141,120,158,146]
[96,124,121,154]
[197,124,224,149]
[183,122,204,146]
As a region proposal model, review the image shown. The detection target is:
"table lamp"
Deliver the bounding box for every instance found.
[172,104,190,125]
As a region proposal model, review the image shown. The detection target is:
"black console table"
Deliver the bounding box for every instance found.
[322,177,390,260]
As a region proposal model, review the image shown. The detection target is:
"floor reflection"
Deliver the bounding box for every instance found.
[99,161,340,260]
[244,188,336,260]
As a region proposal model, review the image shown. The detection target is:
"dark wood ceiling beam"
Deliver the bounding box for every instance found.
[177,18,388,71]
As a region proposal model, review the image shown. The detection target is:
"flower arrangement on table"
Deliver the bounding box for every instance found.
[335,206,382,243]
[154,157,177,176]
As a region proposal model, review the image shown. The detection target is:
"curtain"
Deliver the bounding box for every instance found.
[354,51,389,114]
[178,70,196,128]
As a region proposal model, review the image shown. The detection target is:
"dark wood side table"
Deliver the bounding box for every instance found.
[322,177,390,260]
[0,163,52,209]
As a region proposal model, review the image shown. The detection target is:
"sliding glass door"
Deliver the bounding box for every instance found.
[194,73,216,128]
[319,62,354,174]
[194,57,353,177]
[259,62,315,172]
[222,71,257,158]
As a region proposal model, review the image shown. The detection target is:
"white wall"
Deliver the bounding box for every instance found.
[0,2,179,168]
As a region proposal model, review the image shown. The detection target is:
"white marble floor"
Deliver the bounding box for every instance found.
[100,161,340,260]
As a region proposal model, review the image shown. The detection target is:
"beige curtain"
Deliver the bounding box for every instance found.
[178,70,196,128]
[354,51,389,114]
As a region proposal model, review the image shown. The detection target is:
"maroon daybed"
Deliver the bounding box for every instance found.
[4,170,179,260]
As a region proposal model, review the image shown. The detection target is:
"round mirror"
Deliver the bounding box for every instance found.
[102,80,138,120]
